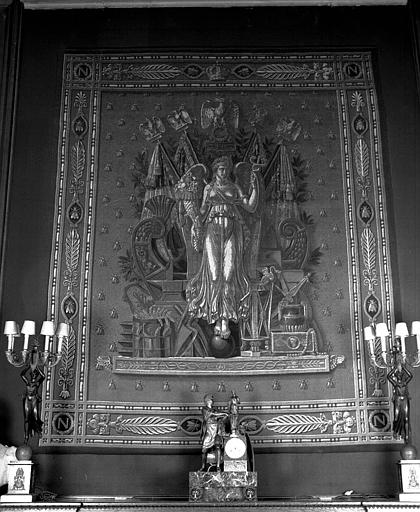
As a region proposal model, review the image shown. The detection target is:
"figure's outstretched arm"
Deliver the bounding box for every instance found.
[238,177,259,213]
[37,367,46,385]
[211,410,228,420]
[234,162,260,213]
[20,366,30,386]
[247,173,259,212]
[387,372,398,388]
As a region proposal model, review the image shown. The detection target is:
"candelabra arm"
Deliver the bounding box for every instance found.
[5,349,30,367]
[406,351,420,368]
[369,352,389,370]
[40,351,62,368]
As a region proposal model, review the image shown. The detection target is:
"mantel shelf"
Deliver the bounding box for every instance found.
[1,499,420,511]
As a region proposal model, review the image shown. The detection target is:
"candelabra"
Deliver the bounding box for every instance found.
[3,319,69,444]
[4,320,68,368]
[364,321,420,453]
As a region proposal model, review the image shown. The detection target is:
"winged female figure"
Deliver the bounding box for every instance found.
[176,156,260,341]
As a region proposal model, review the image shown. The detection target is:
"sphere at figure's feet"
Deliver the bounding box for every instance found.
[211,334,227,353]
[210,334,235,358]
[401,443,417,460]
[16,444,32,461]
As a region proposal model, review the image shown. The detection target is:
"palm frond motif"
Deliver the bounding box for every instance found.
[354,138,370,178]
[71,140,85,180]
[128,64,180,80]
[66,229,80,272]
[115,416,178,435]
[266,413,330,434]
[361,227,376,272]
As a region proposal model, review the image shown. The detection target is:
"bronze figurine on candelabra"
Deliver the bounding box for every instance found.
[4,320,69,445]
[365,321,420,460]
[20,345,46,445]
[387,347,415,458]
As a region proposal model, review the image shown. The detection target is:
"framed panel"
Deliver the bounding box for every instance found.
[41,51,396,448]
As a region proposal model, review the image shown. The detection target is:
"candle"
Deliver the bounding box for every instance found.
[364,326,375,356]
[21,320,36,351]
[4,321,20,351]
[412,321,420,352]
[400,337,406,355]
[395,322,409,356]
[56,322,69,353]
[376,322,389,354]
[40,321,55,352]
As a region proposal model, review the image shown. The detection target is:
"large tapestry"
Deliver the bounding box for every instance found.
[41,52,396,448]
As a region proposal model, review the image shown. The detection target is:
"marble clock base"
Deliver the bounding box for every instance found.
[189,471,257,503]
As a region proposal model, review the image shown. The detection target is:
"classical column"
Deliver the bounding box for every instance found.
[0,0,22,304]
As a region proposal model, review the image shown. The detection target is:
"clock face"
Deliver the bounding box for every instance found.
[225,436,247,459]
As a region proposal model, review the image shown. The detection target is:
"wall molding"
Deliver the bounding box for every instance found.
[20,0,408,9]
[0,0,22,309]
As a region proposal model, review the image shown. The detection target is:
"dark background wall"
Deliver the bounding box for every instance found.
[0,3,419,499]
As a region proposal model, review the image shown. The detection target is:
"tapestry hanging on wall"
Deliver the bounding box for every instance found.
[41,52,396,448]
